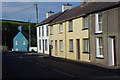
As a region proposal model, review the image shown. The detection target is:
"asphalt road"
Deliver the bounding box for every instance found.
[2,51,120,80]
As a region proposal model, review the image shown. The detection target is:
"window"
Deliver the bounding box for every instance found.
[83,39,89,52]
[51,40,53,50]
[95,12,102,33]
[69,39,73,52]
[42,26,44,36]
[23,40,25,45]
[96,37,103,58]
[39,40,41,50]
[69,20,73,32]
[46,26,49,36]
[45,39,47,51]
[16,48,18,51]
[60,40,63,51]
[39,27,41,37]
[50,26,53,35]
[84,16,88,29]
[59,23,63,33]
[16,40,17,45]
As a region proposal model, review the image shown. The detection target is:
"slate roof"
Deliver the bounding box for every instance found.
[13,30,36,40]
[36,11,64,26]
[49,2,120,25]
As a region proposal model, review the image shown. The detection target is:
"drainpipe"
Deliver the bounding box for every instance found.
[89,15,91,61]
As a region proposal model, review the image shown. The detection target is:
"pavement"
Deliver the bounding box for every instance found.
[2,51,120,80]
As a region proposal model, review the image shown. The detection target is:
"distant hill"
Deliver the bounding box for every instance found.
[1,20,36,50]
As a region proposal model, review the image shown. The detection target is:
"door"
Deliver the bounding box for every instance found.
[76,39,80,60]
[108,37,116,66]
[55,40,57,56]
[43,40,44,54]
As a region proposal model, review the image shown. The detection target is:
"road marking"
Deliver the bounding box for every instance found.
[19,57,23,59]
[53,69,75,78]
[36,63,46,67]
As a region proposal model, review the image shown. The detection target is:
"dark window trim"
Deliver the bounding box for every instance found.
[68,30,73,32]
[69,51,74,52]
[82,28,88,30]
[82,52,89,54]
[95,33,103,35]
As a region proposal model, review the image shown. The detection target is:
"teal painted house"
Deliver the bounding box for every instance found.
[13,26,29,51]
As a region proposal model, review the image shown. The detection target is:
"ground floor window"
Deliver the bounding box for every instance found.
[69,39,73,52]
[39,40,41,50]
[96,37,103,58]
[83,39,89,53]
[45,39,47,51]
[51,40,53,50]
[60,40,63,51]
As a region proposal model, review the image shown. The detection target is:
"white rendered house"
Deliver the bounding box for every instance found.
[36,11,54,54]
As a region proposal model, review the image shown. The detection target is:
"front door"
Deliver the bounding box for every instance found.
[55,40,57,56]
[108,37,116,66]
[76,39,80,60]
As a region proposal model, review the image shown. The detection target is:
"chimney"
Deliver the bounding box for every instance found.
[18,25,23,31]
[46,11,54,18]
[81,0,88,6]
[62,3,72,12]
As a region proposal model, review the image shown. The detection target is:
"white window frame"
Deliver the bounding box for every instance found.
[60,40,63,51]
[16,40,17,45]
[23,40,25,45]
[84,16,88,29]
[95,12,102,33]
[59,23,63,33]
[50,26,53,35]
[96,37,103,58]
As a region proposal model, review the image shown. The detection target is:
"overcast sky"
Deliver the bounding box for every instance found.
[2,2,81,23]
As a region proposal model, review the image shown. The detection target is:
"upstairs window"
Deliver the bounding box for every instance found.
[23,40,25,45]
[39,27,41,37]
[84,16,88,29]
[50,26,53,35]
[59,23,63,33]
[16,40,17,45]
[46,26,49,36]
[95,12,102,33]
[69,20,73,32]
[42,26,44,36]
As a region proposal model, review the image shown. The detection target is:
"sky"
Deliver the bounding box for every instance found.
[1,2,81,23]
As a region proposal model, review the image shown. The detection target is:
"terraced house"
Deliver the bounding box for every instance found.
[49,3,90,62]
[37,2,120,68]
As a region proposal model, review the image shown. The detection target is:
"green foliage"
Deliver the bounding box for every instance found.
[2,20,36,50]
[31,38,37,47]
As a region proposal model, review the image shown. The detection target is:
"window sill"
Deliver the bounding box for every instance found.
[95,32,103,34]
[59,32,63,34]
[82,28,88,30]
[82,51,89,54]
[96,56,104,59]
[68,30,73,32]
[69,51,74,52]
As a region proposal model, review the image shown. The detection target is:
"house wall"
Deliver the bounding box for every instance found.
[37,24,49,54]
[13,32,28,51]
[89,7,119,67]
[49,23,66,58]
[49,17,90,62]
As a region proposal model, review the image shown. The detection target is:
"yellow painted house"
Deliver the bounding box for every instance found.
[49,3,90,62]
